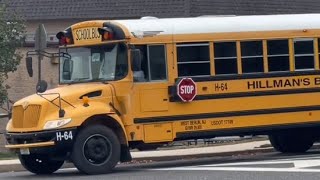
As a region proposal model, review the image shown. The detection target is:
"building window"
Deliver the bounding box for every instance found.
[214,42,237,75]
[241,41,264,73]
[177,43,210,77]
[294,38,314,70]
[267,39,290,72]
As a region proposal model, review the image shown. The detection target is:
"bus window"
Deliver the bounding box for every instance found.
[134,45,167,81]
[134,46,148,82]
[148,45,167,81]
[318,39,320,67]
[294,38,314,70]
[241,41,264,73]
[267,39,290,72]
[214,42,237,75]
[177,43,210,77]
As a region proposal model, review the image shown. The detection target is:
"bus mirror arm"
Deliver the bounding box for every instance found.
[26,50,71,93]
[25,50,74,118]
[36,92,76,118]
[26,57,33,77]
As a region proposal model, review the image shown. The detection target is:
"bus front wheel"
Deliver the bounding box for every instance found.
[71,125,120,174]
[19,154,64,174]
[268,131,314,153]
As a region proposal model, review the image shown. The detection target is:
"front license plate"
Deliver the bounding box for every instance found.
[20,148,30,155]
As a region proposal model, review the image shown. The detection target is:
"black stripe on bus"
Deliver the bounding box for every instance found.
[175,122,320,140]
[134,105,320,124]
[188,70,320,82]
[193,87,320,100]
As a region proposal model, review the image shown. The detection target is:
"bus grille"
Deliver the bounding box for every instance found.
[12,105,41,128]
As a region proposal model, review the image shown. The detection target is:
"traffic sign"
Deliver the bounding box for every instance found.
[176,78,197,102]
[35,24,47,51]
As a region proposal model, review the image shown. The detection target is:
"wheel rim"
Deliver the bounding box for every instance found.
[82,134,112,165]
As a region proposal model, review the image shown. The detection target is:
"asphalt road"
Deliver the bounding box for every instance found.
[2,151,320,180]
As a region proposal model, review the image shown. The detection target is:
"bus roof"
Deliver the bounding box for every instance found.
[114,14,320,36]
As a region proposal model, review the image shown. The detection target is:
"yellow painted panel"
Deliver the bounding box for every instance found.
[125,125,144,141]
[144,123,173,142]
[173,110,320,134]
[193,75,320,96]
[140,88,168,112]
[314,38,319,70]
[72,27,102,46]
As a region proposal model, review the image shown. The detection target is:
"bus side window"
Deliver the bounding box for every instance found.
[115,43,128,80]
[177,43,210,77]
[134,45,167,82]
[214,42,237,75]
[267,39,290,72]
[148,45,167,81]
[318,38,320,68]
[134,45,148,82]
[294,38,314,70]
[241,41,264,73]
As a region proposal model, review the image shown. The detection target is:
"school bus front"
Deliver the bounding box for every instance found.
[5,20,135,175]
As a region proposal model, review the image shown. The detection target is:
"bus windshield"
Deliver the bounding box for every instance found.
[59,43,128,84]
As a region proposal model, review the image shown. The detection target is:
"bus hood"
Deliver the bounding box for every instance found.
[15,83,109,106]
[8,83,111,132]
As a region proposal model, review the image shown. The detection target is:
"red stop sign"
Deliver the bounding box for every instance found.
[177,78,197,102]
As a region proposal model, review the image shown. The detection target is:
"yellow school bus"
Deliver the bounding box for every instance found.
[5,14,320,174]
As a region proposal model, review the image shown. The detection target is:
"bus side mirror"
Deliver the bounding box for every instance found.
[130,49,142,71]
[63,59,73,80]
[36,80,48,93]
[26,57,33,77]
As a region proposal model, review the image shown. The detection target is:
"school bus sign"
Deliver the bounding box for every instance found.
[177,78,197,102]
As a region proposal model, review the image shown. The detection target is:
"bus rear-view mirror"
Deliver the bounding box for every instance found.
[26,57,33,77]
[36,80,48,93]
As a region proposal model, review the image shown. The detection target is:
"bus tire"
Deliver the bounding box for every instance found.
[19,154,64,174]
[268,131,314,153]
[71,125,120,175]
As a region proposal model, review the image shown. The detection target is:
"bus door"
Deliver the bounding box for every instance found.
[132,44,172,142]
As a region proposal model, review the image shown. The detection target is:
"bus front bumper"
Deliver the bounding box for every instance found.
[5,128,77,155]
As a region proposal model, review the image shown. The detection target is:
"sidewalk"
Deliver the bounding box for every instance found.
[0,139,272,173]
[132,140,271,159]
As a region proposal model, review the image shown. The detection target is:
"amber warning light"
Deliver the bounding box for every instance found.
[98,27,113,41]
[56,31,73,45]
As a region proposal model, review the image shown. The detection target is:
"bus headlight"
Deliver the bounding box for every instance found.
[43,118,72,130]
